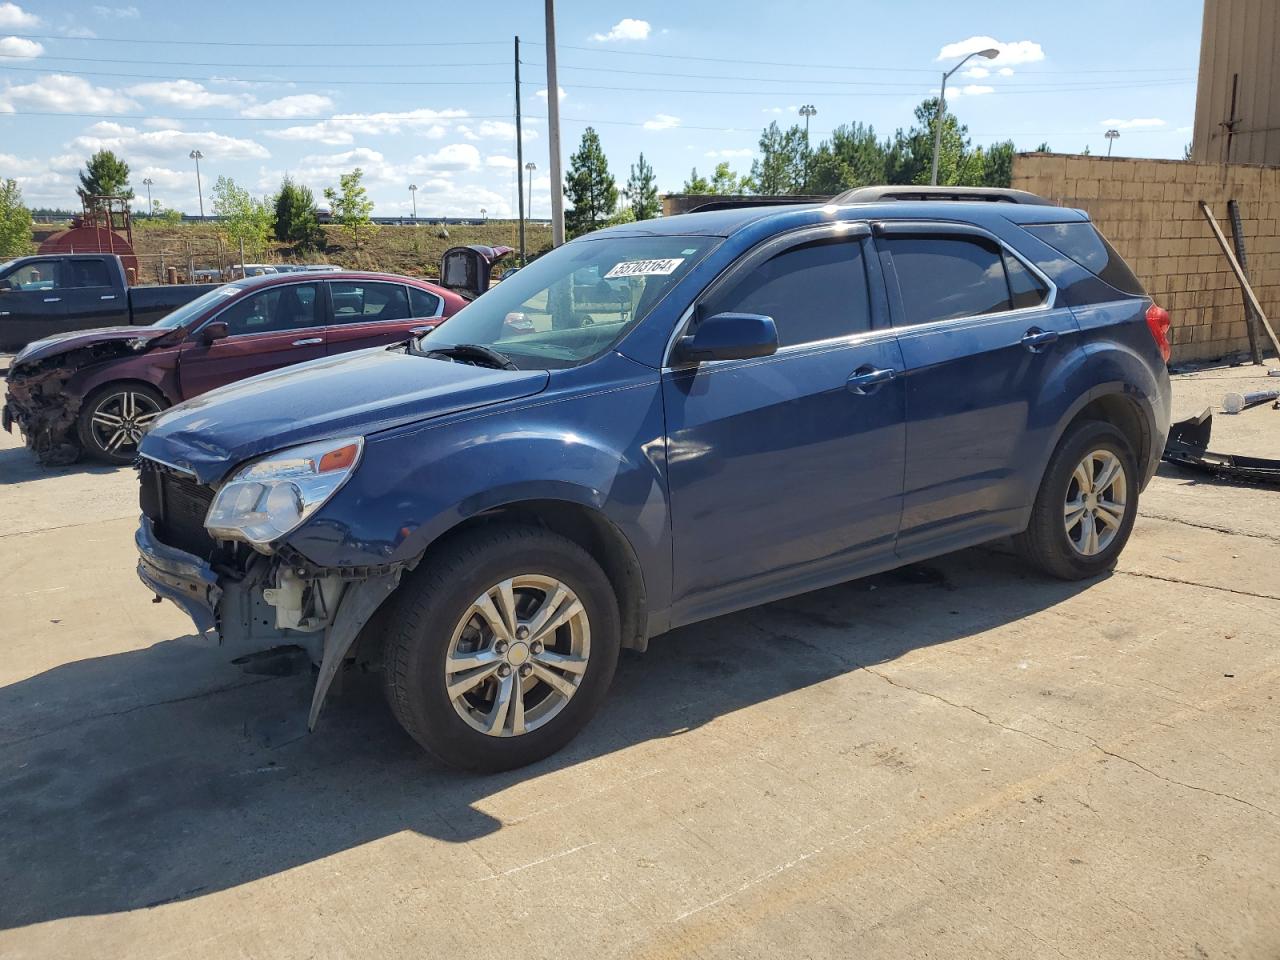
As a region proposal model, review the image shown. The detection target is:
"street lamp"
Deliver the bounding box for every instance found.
[480,207,487,222]
[931,47,999,185]
[188,150,204,219]
[142,177,154,216]
[1105,128,1120,156]
[408,183,417,222]
[799,104,817,144]
[525,162,537,220]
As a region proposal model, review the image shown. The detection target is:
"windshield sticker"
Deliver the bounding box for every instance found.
[604,258,685,279]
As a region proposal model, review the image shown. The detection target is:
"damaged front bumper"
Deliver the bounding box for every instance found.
[4,370,84,465]
[135,516,404,728]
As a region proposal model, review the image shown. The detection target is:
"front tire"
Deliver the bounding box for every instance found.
[1014,419,1139,580]
[383,524,621,772]
[76,383,167,465]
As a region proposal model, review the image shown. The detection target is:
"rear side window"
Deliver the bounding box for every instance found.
[704,237,871,347]
[1004,252,1050,309]
[328,281,411,324]
[1023,222,1143,295]
[409,286,442,318]
[884,236,1011,325]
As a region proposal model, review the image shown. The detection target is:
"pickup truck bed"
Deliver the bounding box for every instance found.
[0,253,219,351]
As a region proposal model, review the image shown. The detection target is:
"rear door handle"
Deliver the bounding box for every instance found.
[846,366,896,395]
[292,337,323,346]
[43,297,61,303]
[1021,328,1059,352]
[100,294,117,300]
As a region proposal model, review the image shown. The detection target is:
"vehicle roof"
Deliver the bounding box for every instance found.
[230,270,451,292]
[592,198,1088,240]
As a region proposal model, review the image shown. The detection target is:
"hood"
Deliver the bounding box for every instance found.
[12,325,171,370]
[139,347,550,484]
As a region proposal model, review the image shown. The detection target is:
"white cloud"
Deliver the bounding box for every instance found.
[417,142,481,171]
[268,123,354,146]
[705,148,753,158]
[948,84,995,99]
[0,36,42,57]
[485,154,518,170]
[92,5,140,17]
[961,66,990,79]
[590,18,651,42]
[0,74,138,113]
[127,79,248,109]
[998,67,1015,77]
[71,123,270,161]
[762,105,798,115]
[643,113,680,131]
[241,93,334,119]
[535,86,567,103]
[937,36,1045,67]
[0,3,39,28]
[1100,117,1166,129]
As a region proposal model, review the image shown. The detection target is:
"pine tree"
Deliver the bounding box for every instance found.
[624,152,660,220]
[564,127,617,238]
[274,177,321,247]
[78,150,132,201]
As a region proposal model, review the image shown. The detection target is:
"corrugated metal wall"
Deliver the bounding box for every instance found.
[1192,0,1279,165]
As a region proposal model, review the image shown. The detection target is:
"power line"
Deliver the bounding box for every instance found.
[0,33,508,48]
[0,54,510,68]
[0,63,512,86]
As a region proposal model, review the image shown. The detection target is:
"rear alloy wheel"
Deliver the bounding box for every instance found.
[1014,419,1139,580]
[76,385,166,464]
[384,524,620,772]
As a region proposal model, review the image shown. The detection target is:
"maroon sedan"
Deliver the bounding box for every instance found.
[4,271,466,465]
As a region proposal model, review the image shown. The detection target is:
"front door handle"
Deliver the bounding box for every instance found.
[100,294,117,300]
[1021,327,1059,352]
[43,297,61,303]
[847,366,896,395]
[292,337,323,346]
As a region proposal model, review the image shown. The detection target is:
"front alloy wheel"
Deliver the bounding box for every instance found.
[446,575,591,737]
[77,385,166,464]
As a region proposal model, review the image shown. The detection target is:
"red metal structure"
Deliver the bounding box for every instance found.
[38,195,140,280]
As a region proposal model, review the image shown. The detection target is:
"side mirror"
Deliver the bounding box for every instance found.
[671,312,778,365]
[0,279,11,292]
[201,320,229,344]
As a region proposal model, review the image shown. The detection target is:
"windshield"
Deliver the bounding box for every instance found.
[149,283,244,329]
[419,235,716,368]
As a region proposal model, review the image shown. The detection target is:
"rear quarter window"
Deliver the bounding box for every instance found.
[1023,222,1144,296]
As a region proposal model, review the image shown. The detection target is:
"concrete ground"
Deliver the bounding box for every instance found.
[0,362,1277,960]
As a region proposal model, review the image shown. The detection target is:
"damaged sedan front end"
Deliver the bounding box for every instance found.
[4,327,171,464]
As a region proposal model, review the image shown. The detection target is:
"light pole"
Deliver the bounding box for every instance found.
[799,104,817,144]
[408,183,417,222]
[525,161,536,220]
[480,207,487,222]
[1105,128,1120,156]
[142,177,153,216]
[931,47,999,185]
[188,150,204,218]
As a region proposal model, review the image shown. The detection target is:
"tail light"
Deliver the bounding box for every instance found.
[1145,303,1171,363]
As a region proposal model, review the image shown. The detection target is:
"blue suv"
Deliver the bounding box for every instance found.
[135,186,1172,771]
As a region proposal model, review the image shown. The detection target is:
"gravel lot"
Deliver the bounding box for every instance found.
[1,361,1277,959]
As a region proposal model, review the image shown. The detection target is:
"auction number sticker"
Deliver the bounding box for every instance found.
[604,258,685,278]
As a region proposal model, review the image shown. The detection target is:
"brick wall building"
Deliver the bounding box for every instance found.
[1012,152,1280,362]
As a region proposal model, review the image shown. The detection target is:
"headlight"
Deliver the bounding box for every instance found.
[204,436,363,550]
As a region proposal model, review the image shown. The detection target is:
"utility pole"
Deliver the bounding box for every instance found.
[142,177,154,216]
[408,183,417,221]
[545,0,565,246]
[189,149,204,218]
[515,35,526,264]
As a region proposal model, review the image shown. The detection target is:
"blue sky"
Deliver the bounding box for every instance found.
[0,0,1203,217]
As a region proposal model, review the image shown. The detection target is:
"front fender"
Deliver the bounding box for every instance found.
[285,359,673,613]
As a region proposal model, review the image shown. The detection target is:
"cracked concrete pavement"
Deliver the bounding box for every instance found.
[0,363,1277,959]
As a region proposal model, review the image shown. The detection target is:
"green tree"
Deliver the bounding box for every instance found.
[682,167,712,193]
[749,122,807,194]
[274,177,321,247]
[710,162,750,194]
[1034,141,1052,153]
[623,152,660,220]
[807,122,889,194]
[564,127,617,238]
[324,167,376,252]
[77,149,132,201]
[211,175,274,258]
[978,140,1016,187]
[0,179,33,258]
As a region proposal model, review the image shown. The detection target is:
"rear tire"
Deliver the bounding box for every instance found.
[1014,419,1139,580]
[76,383,167,465]
[383,524,620,772]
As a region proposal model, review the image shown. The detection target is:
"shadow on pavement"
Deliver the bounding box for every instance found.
[0,547,1098,929]
[0,443,127,485]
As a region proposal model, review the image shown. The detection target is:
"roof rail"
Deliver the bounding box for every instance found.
[833,185,1052,205]
[687,196,827,213]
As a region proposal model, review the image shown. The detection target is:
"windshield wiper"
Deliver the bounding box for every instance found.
[421,342,520,370]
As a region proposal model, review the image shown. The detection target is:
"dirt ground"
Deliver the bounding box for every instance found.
[0,362,1277,959]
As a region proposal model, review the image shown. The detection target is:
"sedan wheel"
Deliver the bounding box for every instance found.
[78,386,166,464]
